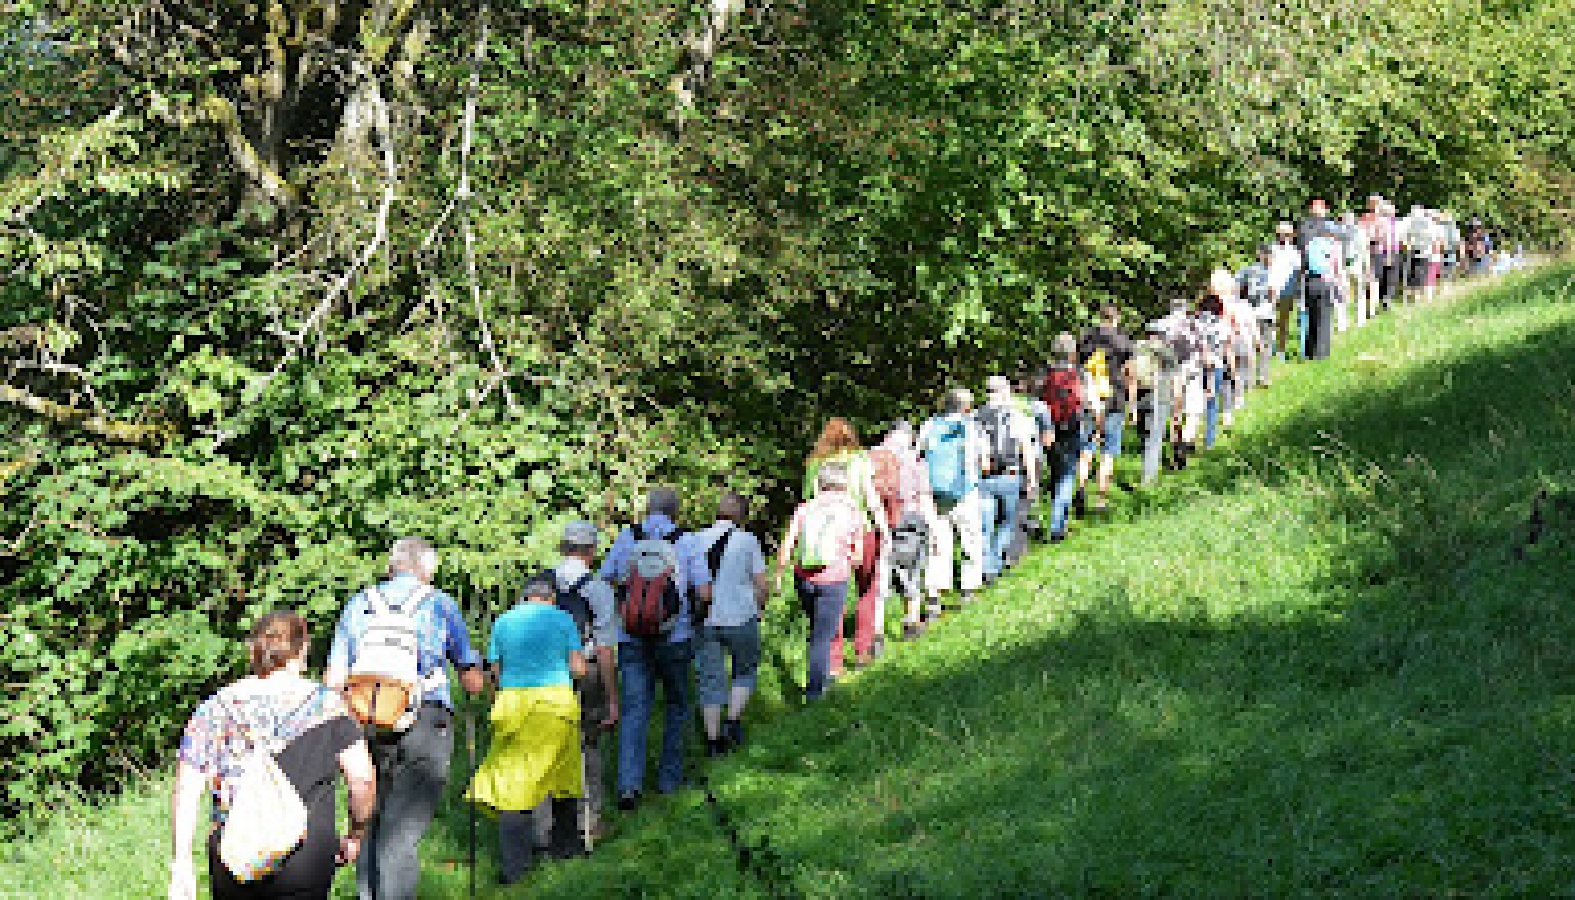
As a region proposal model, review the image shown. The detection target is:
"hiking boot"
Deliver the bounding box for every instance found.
[617,790,642,812]
[872,635,887,659]
[902,622,926,641]
[960,590,977,607]
[1049,531,1067,544]
[706,736,731,758]
[724,718,745,749]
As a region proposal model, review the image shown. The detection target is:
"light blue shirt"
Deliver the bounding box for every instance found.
[598,513,711,645]
[487,603,581,689]
[327,574,482,709]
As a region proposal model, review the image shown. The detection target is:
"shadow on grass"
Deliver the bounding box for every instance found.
[440,268,1575,898]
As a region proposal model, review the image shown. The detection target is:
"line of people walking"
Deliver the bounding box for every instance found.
[167,198,1498,898]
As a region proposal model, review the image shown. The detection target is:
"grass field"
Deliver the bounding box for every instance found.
[8,265,1575,898]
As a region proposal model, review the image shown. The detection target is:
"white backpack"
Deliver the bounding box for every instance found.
[344,585,441,731]
[218,694,313,882]
[796,495,860,571]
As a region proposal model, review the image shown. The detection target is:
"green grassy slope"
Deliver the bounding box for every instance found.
[8,265,1575,898]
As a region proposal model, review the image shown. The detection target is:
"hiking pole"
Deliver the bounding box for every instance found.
[466,707,477,900]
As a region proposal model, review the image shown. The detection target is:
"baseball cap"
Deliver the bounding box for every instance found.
[562,520,598,547]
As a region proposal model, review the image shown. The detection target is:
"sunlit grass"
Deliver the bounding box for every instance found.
[8,267,1575,898]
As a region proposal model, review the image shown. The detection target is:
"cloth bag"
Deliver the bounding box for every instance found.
[219,704,309,882]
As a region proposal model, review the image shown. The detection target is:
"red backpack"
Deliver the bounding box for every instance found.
[1042,365,1084,427]
[620,524,685,638]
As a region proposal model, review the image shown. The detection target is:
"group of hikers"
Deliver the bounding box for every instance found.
[167,195,1501,899]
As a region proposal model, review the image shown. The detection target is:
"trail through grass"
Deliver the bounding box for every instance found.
[8,267,1575,898]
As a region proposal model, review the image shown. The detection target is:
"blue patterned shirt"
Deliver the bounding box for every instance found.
[326,574,482,708]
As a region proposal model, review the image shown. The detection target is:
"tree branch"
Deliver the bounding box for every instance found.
[0,382,170,447]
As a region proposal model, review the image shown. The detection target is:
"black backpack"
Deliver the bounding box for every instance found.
[555,571,596,645]
[976,405,1020,472]
[889,512,930,568]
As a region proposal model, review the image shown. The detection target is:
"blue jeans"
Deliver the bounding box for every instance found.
[617,637,692,795]
[978,473,1022,577]
[1204,367,1225,449]
[695,620,761,707]
[1048,437,1081,536]
[798,578,848,700]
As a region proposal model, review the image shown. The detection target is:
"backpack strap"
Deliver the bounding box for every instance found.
[363,585,388,616]
[705,524,737,581]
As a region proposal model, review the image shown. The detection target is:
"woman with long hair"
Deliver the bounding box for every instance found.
[169,611,376,900]
[802,417,889,671]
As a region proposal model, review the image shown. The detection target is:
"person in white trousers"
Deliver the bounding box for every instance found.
[917,388,987,607]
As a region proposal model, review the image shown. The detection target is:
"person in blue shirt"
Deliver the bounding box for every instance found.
[598,487,712,810]
[467,572,588,884]
[326,537,484,900]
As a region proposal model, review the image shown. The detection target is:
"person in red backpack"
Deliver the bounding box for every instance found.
[598,488,711,811]
[1042,333,1087,541]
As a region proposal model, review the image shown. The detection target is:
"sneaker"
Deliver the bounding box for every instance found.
[902,622,926,641]
[960,590,977,606]
[706,737,730,758]
[617,790,641,812]
[1049,531,1066,543]
[872,635,887,659]
[724,718,745,749]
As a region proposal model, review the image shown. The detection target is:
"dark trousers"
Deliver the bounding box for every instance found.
[798,578,849,700]
[497,798,579,884]
[1305,277,1334,360]
[359,705,453,900]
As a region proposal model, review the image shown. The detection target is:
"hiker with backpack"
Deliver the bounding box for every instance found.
[539,520,619,854]
[1042,333,1089,541]
[466,572,589,885]
[693,492,769,755]
[1008,375,1055,561]
[1269,221,1303,361]
[1298,198,1339,361]
[325,537,485,900]
[170,611,377,900]
[976,375,1039,581]
[918,388,988,603]
[1238,242,1278,386]
[1152,298,1207,469]
[599,487,711,810]
[777,462,867,700]
[1196,282,1236,448]
[870,421,943,638]
[1076,304,1137,513]
[801,418,890,669]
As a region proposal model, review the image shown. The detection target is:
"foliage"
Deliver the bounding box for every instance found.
[2,0,1575,821]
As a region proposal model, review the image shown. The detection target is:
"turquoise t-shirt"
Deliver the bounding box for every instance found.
[487,603,582,690]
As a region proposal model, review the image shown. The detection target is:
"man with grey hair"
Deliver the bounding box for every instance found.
[917,387,986,605]
[327,536,484,900]
[599,487,711,810]
[976,375,1038,580]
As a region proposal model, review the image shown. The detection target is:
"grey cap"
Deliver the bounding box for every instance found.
[521,570,557,600]
[1051,332,1077,359]
[1170,297,1190,313]
[984,375,1012,397]
[562,520,598,547]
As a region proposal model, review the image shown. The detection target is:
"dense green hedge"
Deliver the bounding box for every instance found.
[2,0,1573,820]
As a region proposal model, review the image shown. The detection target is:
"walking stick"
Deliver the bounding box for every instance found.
[466,708,477,900]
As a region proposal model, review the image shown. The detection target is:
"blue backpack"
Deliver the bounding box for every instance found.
[926,418,974,502]
[1307,235,1339,278]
